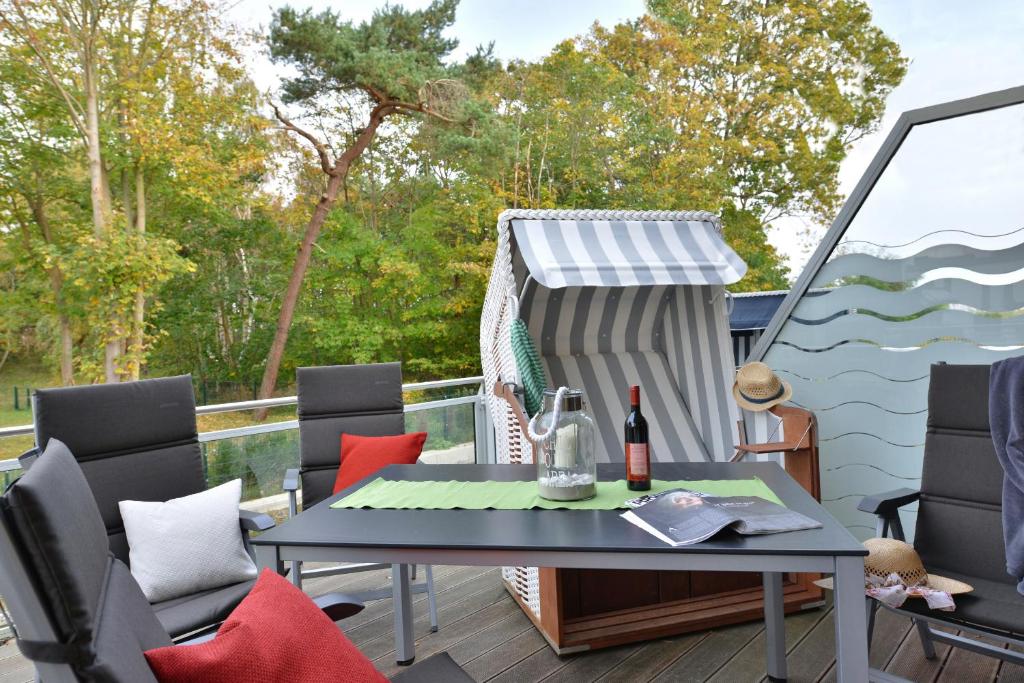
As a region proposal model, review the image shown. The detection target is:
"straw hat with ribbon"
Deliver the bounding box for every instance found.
[816,537,972,611]
[733,362,792,412]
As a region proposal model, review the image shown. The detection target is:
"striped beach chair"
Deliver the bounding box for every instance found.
[479,208,751,617]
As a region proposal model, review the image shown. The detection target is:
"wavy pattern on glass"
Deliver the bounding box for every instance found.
[791,399,925,415]
[836,224,1024,252]
[777,368,929,383]
[778,309,1024,349]
[794,279,1024,319]
[812,241,1024,287]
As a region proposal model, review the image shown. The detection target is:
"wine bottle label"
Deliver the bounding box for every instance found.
[626,443,648,478]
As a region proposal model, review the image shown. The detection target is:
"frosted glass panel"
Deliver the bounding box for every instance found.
[764,103,1024,540]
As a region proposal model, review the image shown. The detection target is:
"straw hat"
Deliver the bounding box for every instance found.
[816,538,973,595]
[733,362,792,412]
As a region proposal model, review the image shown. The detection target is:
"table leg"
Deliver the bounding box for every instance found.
[392,564,415,665]
[763,571,787,681]
[834,555,869,683]
[253,544,282,575]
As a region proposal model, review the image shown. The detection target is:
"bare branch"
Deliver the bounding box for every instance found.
[272,103,336,176]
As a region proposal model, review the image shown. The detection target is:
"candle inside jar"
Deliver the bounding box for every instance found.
[554,424,577,469]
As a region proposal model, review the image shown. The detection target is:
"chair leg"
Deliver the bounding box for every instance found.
[290,560,303,589]
[914,619,937,659]
[425,565,438,632]
[866,598,878,653]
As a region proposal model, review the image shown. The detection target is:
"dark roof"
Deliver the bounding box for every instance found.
[729,291,788,331]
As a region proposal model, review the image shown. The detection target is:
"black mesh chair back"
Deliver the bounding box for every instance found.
[296,362,405,509]
[0,439,171,682]
[32,375,205,565]
[915,363,1009,584]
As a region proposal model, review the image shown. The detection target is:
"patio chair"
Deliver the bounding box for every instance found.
[858,362,1024,666]
[0,439,470,683]
[27,374,272,640]
[282,362,438,630]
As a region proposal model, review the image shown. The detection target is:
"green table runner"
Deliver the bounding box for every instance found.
[331,478,781,510]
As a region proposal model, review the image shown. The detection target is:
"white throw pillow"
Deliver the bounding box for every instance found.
[119,479,258,603]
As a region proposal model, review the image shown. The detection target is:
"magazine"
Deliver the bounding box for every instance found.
[621,489,822,547]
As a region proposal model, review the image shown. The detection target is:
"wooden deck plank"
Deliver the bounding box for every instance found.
[651,620,763,682]
[816,603,915,682]
[540,644,643,683]
[994,643,1024,683]
[883,623,954,682]
[487,641,569,683]
[344,565,498,646]
[363,570,510,662]
[373,592,521,678]
[462,622,550,681]
[777,606,842,682]
[594,634,708,682]
[934,631,1002,683]
[707,606,827,683]
[0,565,1011,683]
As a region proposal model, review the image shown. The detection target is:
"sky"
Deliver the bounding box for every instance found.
[228,0,1024,278]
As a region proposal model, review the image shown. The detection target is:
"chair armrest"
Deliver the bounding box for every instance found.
[857,488,920,516]
[283,468,299,491]
[17,448,40,471]
[238,509,275,532]
[313,592,365,621]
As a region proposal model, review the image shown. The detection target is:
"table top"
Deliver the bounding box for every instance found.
[252,462,866,557]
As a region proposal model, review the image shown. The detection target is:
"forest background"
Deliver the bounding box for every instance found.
[0,0,905,411]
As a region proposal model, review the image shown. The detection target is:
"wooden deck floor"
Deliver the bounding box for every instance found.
[2,564,1022,682]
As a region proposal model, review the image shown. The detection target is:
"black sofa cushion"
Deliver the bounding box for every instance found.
[898,568,1024,636]
[297,363,405,508]
[915,363,1014,584]
[2,440,171,681]
[152,579,256,639]
[33,375,206,565]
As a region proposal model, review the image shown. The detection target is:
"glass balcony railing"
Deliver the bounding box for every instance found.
[758,92,1024,540]
[0,376,491,513]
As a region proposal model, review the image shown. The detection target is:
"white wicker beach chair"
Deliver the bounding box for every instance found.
[479,208,750,617]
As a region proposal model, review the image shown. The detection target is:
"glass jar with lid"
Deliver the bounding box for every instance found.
[532,388,597,501]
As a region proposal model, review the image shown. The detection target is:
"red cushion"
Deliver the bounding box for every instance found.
[332,432,428,494]
[145,569,386,683]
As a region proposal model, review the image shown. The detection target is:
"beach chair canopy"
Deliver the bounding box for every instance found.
[481,209,748,468]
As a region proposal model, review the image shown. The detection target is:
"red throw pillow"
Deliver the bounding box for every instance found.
[145,569,386,683]
[332,432,428,494]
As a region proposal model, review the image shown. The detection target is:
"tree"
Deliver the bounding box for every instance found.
[484,0,905,290]
[256,0,473,412]
[0,0,267,382]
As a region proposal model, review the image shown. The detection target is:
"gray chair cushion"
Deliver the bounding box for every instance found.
[297,363,405,508]
[4,439,112,642]
[390,652,475,683]
[88,561,170,682]
[152,579,255,639]
[915,363,1014,585]
[898,568,1024,636]
[33,375,206,565]
[2,440,171,681]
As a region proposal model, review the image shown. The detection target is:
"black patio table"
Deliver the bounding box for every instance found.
[252,462,869,682]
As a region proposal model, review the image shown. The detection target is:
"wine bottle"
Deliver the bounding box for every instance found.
[625,385,650,491]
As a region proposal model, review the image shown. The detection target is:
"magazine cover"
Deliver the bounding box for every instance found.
[622,490,822,546]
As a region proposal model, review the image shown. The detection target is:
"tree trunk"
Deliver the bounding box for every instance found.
[254,106,389,419]
[82,39,120,383]
[29,197,75,386]
[254,171,345,417]
[58,316,74,385]
[129,165,146,381]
